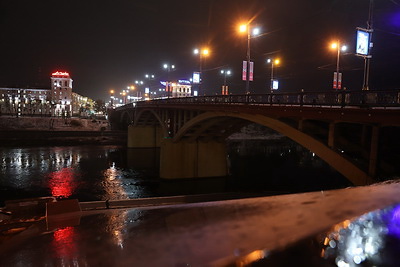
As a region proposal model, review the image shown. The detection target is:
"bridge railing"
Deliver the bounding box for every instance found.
[132,90,400,109]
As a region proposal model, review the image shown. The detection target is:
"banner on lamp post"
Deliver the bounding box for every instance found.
[333,72,342,89]
[249,61,254,81]
[242,61,247,81]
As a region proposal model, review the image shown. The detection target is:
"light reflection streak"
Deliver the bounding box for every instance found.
[101,162,129,200]
[48,168,78,198]
[52,227,77,258]
[106,210,128,249]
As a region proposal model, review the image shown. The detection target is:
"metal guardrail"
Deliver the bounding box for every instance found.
[130,90,400,109]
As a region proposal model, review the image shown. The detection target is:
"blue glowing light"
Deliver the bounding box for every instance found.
[387,204,400,239]
[390,12,400,28]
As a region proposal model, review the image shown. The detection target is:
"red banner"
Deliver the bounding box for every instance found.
[333,72,337,89]
[242,61,247,81]
[249,62,254,81]
[333,72,342,89]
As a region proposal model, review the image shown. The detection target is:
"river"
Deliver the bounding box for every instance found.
[0,138,351,206]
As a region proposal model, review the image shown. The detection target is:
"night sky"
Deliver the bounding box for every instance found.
[0,0,399,100]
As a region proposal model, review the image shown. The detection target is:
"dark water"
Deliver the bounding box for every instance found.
[0,138,351,206]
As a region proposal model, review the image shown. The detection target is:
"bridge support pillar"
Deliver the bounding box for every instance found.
[160,140,228,179]
[127,125,163,148]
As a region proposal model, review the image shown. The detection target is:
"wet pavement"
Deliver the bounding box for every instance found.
[1,181,400,266]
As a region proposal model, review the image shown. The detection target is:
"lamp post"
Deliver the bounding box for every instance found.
[331,41,347,90]
[127,85,137,102]
[220,69,231,95]
[109,89,114,106]
[134,80,144,100]
[193,48,209,95]
[267,58,280,92]
[239,24,260,94]
[163,63,175,98]
[144,74,155,99]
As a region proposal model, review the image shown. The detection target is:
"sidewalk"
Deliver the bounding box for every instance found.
[1,181,400,266]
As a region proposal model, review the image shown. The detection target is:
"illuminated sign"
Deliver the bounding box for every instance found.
[272,80,279,90]
[356,28,372,56]
[178,79,191,85]
[193,72,200,84]
[52,71,70,77]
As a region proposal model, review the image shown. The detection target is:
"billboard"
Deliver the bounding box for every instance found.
[193,72,200,84]
[356,28,371,56]
[272,80,279,90]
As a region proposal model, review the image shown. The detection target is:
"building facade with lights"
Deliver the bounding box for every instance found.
[0,71,94,117]
[159,80,192,99]
[171,82,191,98]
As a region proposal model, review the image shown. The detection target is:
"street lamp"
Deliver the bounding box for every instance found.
[109,89,114,106]
[127,85,137,102]
[163,63,175,98]
[121,91,127,105]
[267,58,280,92]
[239,23,261,94]
[193,47,210,95]
[330,41,347,89]
[220,69,231,95]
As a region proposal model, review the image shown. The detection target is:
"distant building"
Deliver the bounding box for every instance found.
[160,80,191,99]
[171,82,192,98]
[0,71,94,117]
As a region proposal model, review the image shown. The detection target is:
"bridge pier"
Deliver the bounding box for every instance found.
[160,140,228,179]
[127,125,163,148]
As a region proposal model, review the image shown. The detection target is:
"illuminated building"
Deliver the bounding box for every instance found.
[50,71,73,117]
[161,80,192,98]
[0,71,95,117]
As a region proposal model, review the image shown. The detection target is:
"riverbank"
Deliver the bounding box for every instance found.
[0,117,126,146]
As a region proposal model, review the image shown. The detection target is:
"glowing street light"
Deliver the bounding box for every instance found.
[238,23,261,94]
[220,69,231,95]
[127,85,138,102]
[267,58,280,92]
[193,47,210,95]
[330,41,347,89]
[220,69,231,86]
[163,63,175,98]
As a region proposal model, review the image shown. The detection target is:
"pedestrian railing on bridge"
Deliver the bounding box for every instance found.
[133,90,400,109]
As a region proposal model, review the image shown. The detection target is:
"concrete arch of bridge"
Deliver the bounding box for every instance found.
[175,111,373,186]
[120,111,133,130]
[127,109,170,148]
[133,109,169,136]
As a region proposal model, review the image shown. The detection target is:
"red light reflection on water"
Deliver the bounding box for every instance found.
[48,168,78,198]
[52,227,77,258]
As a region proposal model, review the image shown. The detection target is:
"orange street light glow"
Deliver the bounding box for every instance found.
[239,24,247,33]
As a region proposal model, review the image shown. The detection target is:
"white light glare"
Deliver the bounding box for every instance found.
[252,27,260,36]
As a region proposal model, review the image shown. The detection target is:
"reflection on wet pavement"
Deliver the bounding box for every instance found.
[2,182,400,266]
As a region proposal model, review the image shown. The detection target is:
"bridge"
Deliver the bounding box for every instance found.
[108,90,400,186]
